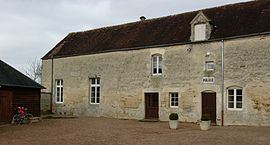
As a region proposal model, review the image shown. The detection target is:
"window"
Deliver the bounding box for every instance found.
[205,61,214,71]
[194,24,206,41]
[170,93,179,108]
[152,54,162,75]
[90,78,100,104]
[55,79,63,103]
[228,88,243,110]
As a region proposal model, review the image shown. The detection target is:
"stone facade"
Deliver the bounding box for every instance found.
[42,34,270,126]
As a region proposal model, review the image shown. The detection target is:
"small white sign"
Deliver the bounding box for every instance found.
[202,77,215,83]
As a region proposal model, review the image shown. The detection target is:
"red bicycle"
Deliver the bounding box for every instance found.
[11,107,33,125]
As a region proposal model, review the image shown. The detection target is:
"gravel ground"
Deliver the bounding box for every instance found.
[0,117,269,145]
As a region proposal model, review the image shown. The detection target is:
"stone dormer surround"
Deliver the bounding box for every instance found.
[190,11,213,41]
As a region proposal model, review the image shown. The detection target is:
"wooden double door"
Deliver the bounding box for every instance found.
[0,90,12,123]
[145,93,159,119]
[202,92,216,124]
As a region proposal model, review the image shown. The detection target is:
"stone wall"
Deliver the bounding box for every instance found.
[224,35,270,126]
[40,92,51,113]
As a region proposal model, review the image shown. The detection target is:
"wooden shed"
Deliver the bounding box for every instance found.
[0,60,44,124]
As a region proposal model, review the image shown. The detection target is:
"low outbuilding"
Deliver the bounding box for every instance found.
[0,60,44,124]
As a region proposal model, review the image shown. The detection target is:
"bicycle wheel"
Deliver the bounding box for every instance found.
[24,113,34,124]
[11,114,21,125]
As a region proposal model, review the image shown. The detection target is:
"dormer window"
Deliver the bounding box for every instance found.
[190,11,212,42]
[194,24,206,41]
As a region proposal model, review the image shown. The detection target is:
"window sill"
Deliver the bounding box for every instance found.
[227,108,243,111]
[170,106,179,109]
[152,74,162,76]
[90,103,100,105]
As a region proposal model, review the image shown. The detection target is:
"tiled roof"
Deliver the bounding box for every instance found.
[0,60,44,89]
[43,0,270,59]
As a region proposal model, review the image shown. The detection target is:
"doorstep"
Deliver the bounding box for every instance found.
[139,119,159,122]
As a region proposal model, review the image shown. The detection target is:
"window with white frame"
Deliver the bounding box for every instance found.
[194,23,206,41]
[170,92,179,108]
[55,79,63,103]
[228,88,243,110]
[90,78,100,104]
[205,61,214,71]
[152,54,162,75]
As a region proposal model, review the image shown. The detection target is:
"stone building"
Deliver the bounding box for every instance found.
[41,0,270,126]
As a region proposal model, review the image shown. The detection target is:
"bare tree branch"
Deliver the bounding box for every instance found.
[25,58,42,83]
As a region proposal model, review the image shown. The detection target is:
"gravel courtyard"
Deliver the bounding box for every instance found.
[0,117,269,145]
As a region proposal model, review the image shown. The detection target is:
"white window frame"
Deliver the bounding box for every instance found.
[152,54,162,75]
[90,78,100,104]
[227,88,243,110]
[55,79,63,103]
[170,92,179,108]
[194,23,206,41]
[205,61,214,72]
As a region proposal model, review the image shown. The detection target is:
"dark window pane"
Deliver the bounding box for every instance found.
[57,96,59,102]
[228,96,234,101]
[153,68,157,74]
[236,89,242,95]
[91,79,95,84]
[228,90,234,95]
[97,97,100,103]
[175,102,178,106]
[91,92,95,98]
[91,87,95,92]
[60,88,63,96]
[97,78,100,84]
[237,96,242,101]
[228,103,234,108]
[91,97,95,103]
[236,103,242,108]
[61,96,63,102]
[97,87,100,93]
[159,69,162,73]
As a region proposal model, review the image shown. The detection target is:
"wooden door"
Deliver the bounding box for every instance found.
[202,92,216,124]
[145,93,159,119]
[0,90,12,123]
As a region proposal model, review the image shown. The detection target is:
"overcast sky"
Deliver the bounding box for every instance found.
[0,0,250,73]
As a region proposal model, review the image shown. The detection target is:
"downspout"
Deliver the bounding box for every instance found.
[221,40,224,126]
[50,56,54,113]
